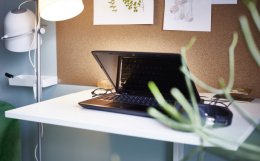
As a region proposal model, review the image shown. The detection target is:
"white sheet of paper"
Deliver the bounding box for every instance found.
[163,0,212,32]
[212,0,237,4]
[94,0,154,25]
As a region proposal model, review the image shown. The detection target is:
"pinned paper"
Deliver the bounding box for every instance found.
[94,0,154,25]
[163,0,212,32]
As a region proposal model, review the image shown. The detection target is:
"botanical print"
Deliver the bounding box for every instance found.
[108,0,144,12]
[94,0,154,25]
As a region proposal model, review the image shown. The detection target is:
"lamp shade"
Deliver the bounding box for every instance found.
[3,8,36,52]
[40,0,84,21]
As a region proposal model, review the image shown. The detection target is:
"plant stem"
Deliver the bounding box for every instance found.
[240,16,260,66]
[247,1,260,31]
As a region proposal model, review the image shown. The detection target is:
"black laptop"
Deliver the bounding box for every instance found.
[79,51,232,126]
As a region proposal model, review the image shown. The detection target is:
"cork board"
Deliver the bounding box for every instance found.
[57,0,260,97]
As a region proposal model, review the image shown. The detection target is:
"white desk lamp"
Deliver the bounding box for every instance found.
[1,0,84,161]
[40,0,84,21]
[1,8,36,52]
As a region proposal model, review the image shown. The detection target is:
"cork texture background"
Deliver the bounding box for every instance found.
[57,0,260,97]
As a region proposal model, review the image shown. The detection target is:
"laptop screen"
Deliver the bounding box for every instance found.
[92,51,200,102]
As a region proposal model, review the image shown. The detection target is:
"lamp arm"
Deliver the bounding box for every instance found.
[1,27,45,40]
[1,30,35,40]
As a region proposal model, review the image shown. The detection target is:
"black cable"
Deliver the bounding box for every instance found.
[199,96,232,109]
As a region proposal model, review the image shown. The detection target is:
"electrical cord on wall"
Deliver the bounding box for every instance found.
[27,6,43,100]
[34,144,39,161]
[18,0,34,9]
[34,123,44,161]
[18,1,44,161]
[28,19,37,100]
[32,12,43,161]
[17,0,38,76]
[28,31,36,74]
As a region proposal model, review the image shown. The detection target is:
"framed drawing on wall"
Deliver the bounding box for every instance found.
[94,0,154,25]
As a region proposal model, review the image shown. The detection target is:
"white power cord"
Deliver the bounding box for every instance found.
[32,10,43,161]
[34,124,44,161]
[28,5,43,100]
[28,32,36,73]
[18,0,34,9]
[17,0,38,77]
[34,144,39,161]
[29,18,37,100]
[18,1,44,161]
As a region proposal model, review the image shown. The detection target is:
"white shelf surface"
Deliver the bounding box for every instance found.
[5,90,260,151]
[8,75,57,88]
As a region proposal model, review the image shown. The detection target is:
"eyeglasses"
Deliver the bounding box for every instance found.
[91,88,114,97]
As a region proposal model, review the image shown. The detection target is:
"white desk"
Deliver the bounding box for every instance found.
[5,90,260,160]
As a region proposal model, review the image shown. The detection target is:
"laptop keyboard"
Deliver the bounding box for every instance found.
[98,94,160,107]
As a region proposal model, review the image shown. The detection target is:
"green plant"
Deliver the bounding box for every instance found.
[148,0,260,160]
[0,101,21,161]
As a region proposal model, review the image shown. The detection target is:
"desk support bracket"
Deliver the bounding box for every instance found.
[173,143,184,161]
